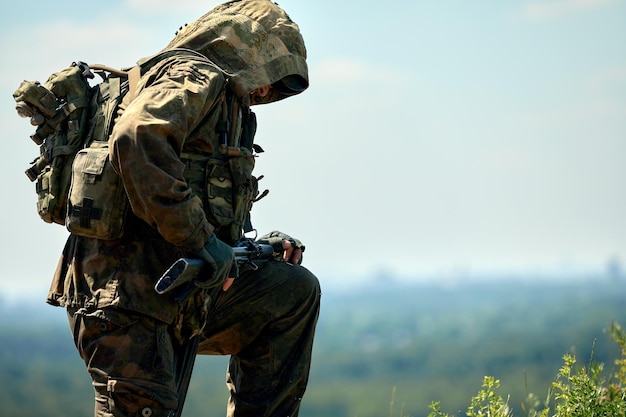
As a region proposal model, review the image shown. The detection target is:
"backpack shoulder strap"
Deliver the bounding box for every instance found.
[88,63,141,101]
[126,65,142,102]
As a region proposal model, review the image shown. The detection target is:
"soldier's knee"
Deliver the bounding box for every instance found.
[301,267,321,302]
[287,265,321,311]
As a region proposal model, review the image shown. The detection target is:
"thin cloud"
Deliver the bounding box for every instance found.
[521,0,621,20]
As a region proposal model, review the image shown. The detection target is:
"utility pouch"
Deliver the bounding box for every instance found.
[206,157,235,228]
[181,149,259,244]
[228,150,258,241]
[32,132,81,225]
[14,64,93,225]
[66,141,129,239]
[181,153,234,230]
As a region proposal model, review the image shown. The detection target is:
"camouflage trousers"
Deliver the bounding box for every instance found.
[67,260,321,417]
[199,260,321,417]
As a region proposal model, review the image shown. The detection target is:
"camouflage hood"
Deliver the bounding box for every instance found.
[163,0,308,104]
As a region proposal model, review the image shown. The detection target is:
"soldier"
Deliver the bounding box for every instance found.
[45,1,321,416]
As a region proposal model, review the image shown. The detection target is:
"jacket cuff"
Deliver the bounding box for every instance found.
[177,218,214,253]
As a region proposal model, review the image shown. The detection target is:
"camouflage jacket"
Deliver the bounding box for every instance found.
[46,0,309,324]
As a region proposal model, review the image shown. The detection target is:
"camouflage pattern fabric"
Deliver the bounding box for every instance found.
[48,0,310,323]
[200,260,321,417]
[46,0,317,416]
[163,0,308,104]
[67,306,179,417]
[67,260,320,417]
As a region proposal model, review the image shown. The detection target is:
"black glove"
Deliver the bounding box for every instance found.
[258,230,305,264]
[192,234,237,289]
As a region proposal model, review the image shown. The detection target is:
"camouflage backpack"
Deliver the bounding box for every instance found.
[15,52,261,243]
[13,61,139,235]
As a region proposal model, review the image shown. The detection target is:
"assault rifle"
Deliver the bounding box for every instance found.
[155,239,275,417]
[154,239,275,301]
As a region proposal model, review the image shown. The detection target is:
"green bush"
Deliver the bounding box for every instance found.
[428,322,626,417]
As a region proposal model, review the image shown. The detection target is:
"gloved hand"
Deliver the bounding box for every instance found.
[192,234,238,290]
[258,230,305,265]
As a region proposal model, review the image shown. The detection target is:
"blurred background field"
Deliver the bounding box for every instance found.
[1,270,624,417]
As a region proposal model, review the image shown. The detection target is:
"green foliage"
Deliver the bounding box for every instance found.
[547,321,626,417]
[430,322,626,417]
[612,322,626,385]
[429,376,513,417]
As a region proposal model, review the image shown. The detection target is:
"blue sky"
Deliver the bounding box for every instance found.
[1,0,625,297]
